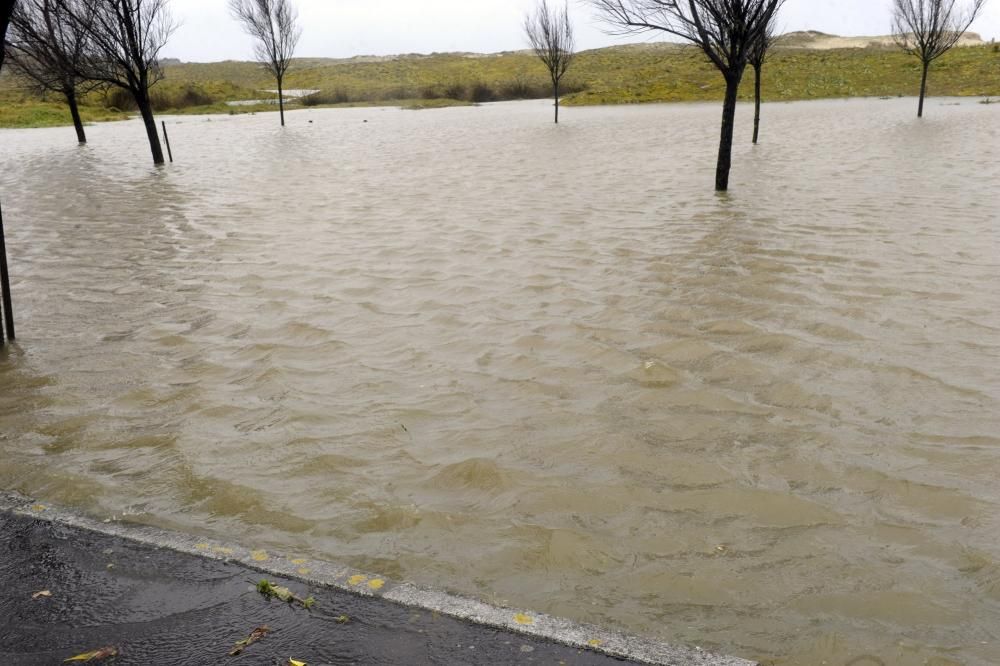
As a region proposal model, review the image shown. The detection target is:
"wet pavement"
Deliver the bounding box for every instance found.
[0,511,631,665]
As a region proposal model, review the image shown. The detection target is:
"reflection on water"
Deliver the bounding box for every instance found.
[2,98,999,664]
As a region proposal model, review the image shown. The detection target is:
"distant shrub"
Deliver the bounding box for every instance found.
[302,89,351,105]
[443,83,466,100]
[103,88,137,111]
[380,85,417,101]
[499,78,542,99]
[469,82,497,103]
[420,86,443,100]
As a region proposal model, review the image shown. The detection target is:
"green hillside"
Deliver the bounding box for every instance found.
[2,38,998,128]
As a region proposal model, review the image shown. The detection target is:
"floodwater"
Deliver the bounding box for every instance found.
[1,97,998,665]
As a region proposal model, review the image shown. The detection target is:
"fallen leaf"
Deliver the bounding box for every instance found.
[287,659,307,666]
[257,580,314,609]
[229,626,270,656]
[32,590,52,599]
[335,615,349,624]
[63,646,118,662]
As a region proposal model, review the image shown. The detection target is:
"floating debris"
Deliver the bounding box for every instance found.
[257,579,315,609]
[229,626,270,656]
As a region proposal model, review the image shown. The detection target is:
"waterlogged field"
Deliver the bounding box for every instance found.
[1,98,999,665]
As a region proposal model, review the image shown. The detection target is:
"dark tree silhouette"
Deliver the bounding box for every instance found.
[892,0,987,118]
[229,0,301,127]
[1,1,15,68]
[524,0,575,124]
[748,19,776,144]
[1,0,17,344]
[59,0,176,164]
[590,0,786,191]
[7,0,101,144]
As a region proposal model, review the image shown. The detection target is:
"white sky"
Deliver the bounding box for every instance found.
[162,0,1000,63]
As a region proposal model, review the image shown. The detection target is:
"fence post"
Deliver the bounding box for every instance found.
[0,199,15,342]
[162,121,174,163]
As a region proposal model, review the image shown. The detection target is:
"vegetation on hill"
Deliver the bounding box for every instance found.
[1,39,998,129]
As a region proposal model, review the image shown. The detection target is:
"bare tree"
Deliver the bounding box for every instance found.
[229,0,301,127]
[591,0,786,191]
[58,0,176,164]
[7,0,101,144]
[1,1,15,69]
[892,0,987,118]
[1,0,17,344]
[525,0,575,124]
[748,18,777,145]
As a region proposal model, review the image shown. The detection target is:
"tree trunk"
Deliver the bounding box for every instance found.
[0,200,14,342]
[918,60,930,118]
[135,90,165,165]
[752,64,762,144]
[0,5,11,73]
[553,79,559,125]
[716,74,741,192]
[278,77,285,127]
[66,89,87,144]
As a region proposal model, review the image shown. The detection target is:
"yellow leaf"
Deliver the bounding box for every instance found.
[367,578,385,591]
[290,558,308,565]
[288,660,307,666]
[348,574,367,586]
[588,639,603,647]
[251,550,269,562]
[513,613,534,625]
[63,646,118,662]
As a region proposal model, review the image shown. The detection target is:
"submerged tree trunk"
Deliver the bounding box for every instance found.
[918,60,930,118]
[135,91,165,165]
[553,79,560,124]
[278,77,285,127]
[716,74,742,192]
[752,64,762,144]
[66,89,87,144]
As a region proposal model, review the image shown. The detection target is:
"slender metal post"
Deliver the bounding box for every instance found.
[161,121,173,163]
[0,199,15,342]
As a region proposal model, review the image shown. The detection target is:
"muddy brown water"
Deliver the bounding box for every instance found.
[1,98,998,665]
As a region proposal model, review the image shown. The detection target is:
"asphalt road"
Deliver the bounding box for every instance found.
[0,511,631,665]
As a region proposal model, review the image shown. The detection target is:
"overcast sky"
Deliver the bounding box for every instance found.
[162,0,1000,63]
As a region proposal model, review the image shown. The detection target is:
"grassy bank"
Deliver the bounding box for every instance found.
[0,101,129,128]
[2,40,998,129]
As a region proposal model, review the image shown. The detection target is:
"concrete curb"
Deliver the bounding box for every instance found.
[0,491,757,666]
